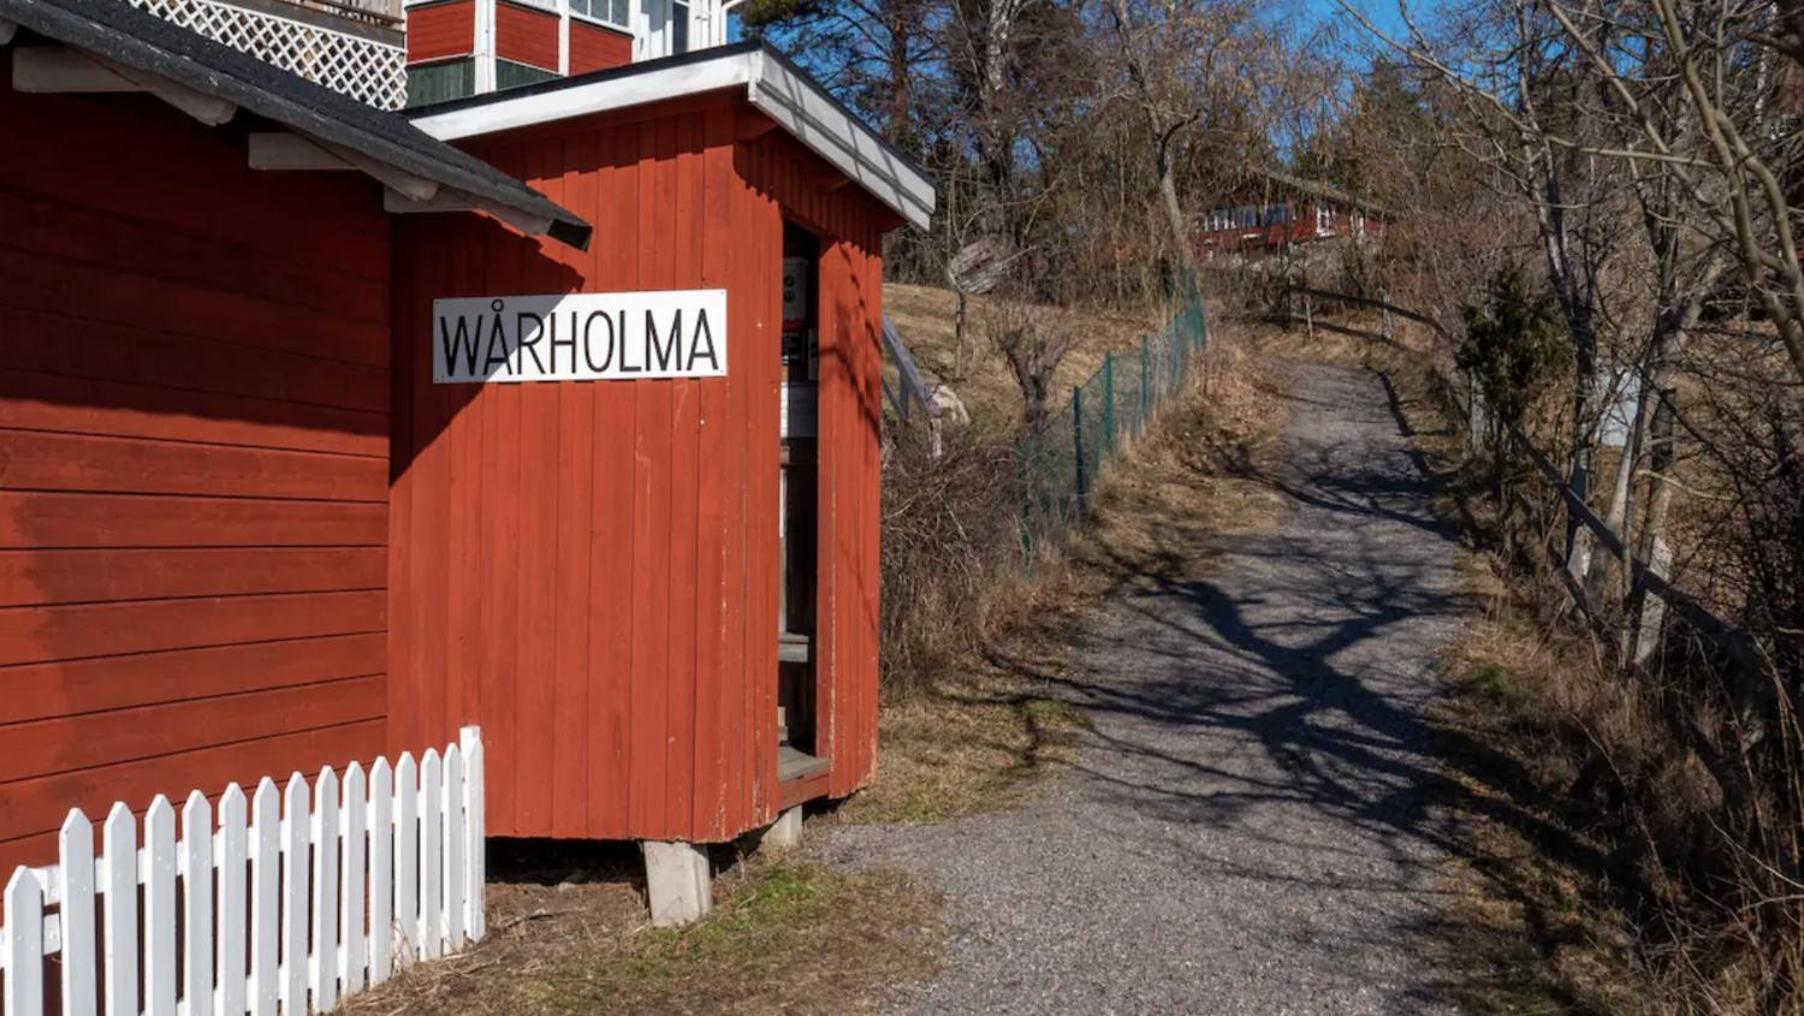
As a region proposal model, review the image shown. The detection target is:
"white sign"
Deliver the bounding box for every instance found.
[433,290,727,384]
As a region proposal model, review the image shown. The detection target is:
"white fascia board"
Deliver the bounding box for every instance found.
[745,53,933,229]
[408,48,936,231]
[409,52,752,140]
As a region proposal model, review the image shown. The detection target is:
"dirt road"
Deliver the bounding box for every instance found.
[820,362,1469,1014]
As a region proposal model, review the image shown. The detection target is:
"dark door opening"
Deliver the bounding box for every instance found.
[777,222,827,783]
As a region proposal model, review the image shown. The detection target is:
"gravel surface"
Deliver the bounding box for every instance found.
[818,362,1469,1014]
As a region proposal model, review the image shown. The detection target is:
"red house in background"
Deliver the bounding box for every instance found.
[1196,168,1384,258]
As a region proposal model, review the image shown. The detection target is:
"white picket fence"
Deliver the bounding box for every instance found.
[0,727,486,1016]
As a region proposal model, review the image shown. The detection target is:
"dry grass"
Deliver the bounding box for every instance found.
[341,846,941,1016]
[1364,344,1671,1014]
[883,283,1165,429]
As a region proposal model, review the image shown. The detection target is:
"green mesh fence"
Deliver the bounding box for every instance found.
[1017,288,1209,564]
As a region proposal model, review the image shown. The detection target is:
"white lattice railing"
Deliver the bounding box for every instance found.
[127,0,408,109]
[0,728,484,1016]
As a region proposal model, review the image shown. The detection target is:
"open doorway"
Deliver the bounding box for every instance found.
[777,222,827,783]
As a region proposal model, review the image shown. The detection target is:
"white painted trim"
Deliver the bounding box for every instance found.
[12,47,236,125]
[473,0,497,93]
[249,131,441,201]
[408,48,935,228]
[248,131,355,170]
[0,19,17,46]
[557,0,571,75]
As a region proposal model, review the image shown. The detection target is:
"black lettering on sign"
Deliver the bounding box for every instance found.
[620,309,642,373]
[482,313,512,376]
[647,308,683,372]
[516,312,547,373]
[687,309,720,373]
[549,310,577,374]
[583,311,614,371]
[439,315,481,376]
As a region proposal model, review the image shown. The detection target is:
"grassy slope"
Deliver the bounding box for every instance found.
[883,283,1165,430]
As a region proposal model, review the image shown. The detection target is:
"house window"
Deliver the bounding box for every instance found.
[406,58,475,106]
[1317,204,1335,233]
[672,0,690,52]
[571,0,630,30]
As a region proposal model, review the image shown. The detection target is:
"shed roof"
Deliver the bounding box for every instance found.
[407,41,937,231]
[0,0,592,248]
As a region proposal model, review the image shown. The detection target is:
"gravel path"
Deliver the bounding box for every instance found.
[819,362,1469,1014]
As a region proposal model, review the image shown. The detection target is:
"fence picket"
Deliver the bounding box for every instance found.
[218,784,249,1016]
[461,729,485,942]
[4,868,44,1014]
[280,775,308,1015]
[102,803,137,1016]
[179,792,213,1016]
[368,757,394,985]
[393,752,419,967]
[444,744,465,950]
[419,749,443,961]
[249,779,280,1016]
[59,810,97,1016]
[342,761,368,995]
[311,766,341,1011]
[1,730,484,1016]
[145,795,178,1016]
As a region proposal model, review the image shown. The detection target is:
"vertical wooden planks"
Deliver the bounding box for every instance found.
[144,795,176,1016]
[692,106,733,838]
[59,810,97,1016]
[249,778,280,1016]
[666,114,704,841]
[587,126,637,840]
[179,792,212,1016]
[219,784,250,1016]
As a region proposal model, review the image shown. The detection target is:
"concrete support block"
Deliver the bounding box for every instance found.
[641,840,712,927]
[760,805,805,851]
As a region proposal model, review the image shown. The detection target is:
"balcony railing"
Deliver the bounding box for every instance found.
[126,0,407,109]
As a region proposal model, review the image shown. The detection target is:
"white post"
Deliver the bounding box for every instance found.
[369,757,395,984]
[280,776,309,1015]
[460,726,486,942]
[59,810,98,1016]
[342,761,369,995]
[144,797,177,1016]
[179,792,213,1016]
[312,767,341,1011]
[473,0,497,92]
[249,779,281,1016]
[219,784,251,1016]
[394,752,420,967]
[4,868,44,1015]
[443,745,466,951]
[420,749,443,961]
[101,804,137,1016]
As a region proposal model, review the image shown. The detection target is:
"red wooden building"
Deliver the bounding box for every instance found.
[0,0,930,924]
[1196,169,1384,258]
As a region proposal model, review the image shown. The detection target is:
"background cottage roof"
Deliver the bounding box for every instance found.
[407,41,938,231]
[0,0,592,247]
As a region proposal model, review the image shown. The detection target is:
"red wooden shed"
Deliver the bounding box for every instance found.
[0,0,930,925]
[387,43,932,917]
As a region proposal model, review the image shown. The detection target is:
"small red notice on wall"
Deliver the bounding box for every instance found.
[433,289,728,383]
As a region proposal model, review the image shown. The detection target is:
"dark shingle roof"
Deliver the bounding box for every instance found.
[0,0,591,248]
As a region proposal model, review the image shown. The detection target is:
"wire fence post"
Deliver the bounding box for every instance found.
[1102,353,1115,456]
[1139,336,1150,435]
[1072,385,1087,504]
